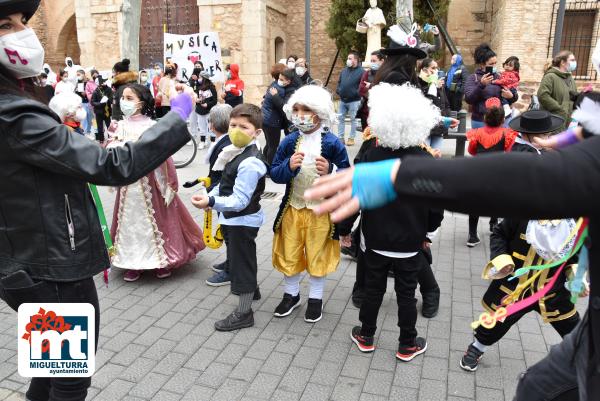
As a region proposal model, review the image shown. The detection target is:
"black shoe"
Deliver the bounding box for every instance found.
[212,260,228,273]
[466,235,481,247]
[460,342,484,372]
[304,298,323,323]
[232,287,262,300]
[273,293,301,317]
[350,326,375,352]
[396,337,427,362]
[421,288,440,318]
[214,310,254,331]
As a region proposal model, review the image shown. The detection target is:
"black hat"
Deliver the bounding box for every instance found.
[381,24,427,59]
[508,110,565,134]
[0,0,40,20]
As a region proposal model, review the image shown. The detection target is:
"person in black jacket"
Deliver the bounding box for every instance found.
[0,4,194,400]
[336,50,365,146]
[90,76,113,142]
[305,99,600,400]
[418,58,452,150]
[348,83,443,363]
[190,70,218,149]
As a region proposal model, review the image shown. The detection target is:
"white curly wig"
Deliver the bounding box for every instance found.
[368,83,441,149]
[284,85,337,128]
[48,91,83,122]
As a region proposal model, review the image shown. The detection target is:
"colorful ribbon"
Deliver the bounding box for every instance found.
[89,184,114,285]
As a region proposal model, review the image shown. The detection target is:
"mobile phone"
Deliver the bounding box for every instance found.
[423,23,433,33]
[437,70,446,79]
[485,66,494,75]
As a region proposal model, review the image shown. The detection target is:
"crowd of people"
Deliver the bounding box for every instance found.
[2,0,600,400]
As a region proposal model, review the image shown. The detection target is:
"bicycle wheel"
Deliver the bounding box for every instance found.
[173,136,198,169]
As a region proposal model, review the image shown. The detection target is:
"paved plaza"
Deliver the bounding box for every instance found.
[0,135,586,401]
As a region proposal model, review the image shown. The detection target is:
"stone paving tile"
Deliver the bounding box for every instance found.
[1,133,590,401]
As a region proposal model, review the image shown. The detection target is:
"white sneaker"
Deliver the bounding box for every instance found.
[198,141,206,150]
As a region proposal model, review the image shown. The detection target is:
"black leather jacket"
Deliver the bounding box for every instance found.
[0,95,190,282]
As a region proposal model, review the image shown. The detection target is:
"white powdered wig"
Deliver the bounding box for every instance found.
[284,85,337,128]
[368,83,441,149]
[48,91,83,122]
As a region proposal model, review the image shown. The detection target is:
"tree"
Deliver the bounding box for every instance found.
[326,0,450,59]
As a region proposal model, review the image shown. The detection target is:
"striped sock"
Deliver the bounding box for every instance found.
[237,292,254,314]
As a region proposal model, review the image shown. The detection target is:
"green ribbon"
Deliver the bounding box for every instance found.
[88,184,114,255]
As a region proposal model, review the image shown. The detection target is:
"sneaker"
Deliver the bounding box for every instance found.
[212,260,228,273]
[346,138,355,146]
[466,235,481,247]
[214,310,254,331]
[350,326,375,352]
[155,268,171,279]
[206,270,231,287]
[460,342,484,372]
[232,287,262,301]
[396,337,427,362]
[421,287,440,318]
[124,270,142,282]
[273,293,301,317]
[197,141,206,150]
[304,298,323,323]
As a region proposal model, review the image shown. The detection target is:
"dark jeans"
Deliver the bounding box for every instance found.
[476,306,579,346]
[94,112,110,142]
[447,90,464,112]
[262,124,282,166]
[359,250,426,345]
[221,225,259,294]
[0,275,100,401]
[469,215,498,236]
[514,312,592,401]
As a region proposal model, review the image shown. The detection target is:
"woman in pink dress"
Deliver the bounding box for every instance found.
[108,84,205,281]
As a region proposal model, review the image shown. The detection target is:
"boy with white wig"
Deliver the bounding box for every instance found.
[48,91,87,135]
[270,85,350,323]
[350,83,444,363]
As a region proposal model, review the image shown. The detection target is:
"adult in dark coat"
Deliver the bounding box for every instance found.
[446,53,468,112]
[306,111,600,401]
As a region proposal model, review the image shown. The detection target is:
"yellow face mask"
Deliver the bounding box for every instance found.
[229,127,253,148]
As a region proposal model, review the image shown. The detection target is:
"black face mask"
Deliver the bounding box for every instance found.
[44,68,49,74]
[67,61,73,67]
[192,68,203,77]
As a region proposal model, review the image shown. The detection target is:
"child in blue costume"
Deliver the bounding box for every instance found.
[270,85,350,323]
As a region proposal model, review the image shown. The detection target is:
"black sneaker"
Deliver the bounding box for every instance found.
[466,235,481,248]
[421,287,440,318]
[214,310,254,332]
[460,342,484,372]
[350,326,375,352]
[273,293,301,317]
[231,287,262,301]
[212,260,228,273]
[304,298,323,323]
[396,337,427,362]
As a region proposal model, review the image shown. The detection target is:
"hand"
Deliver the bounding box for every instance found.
[225,84,232,92]
[191,194,210,209]
[583,83,594,93]
[365,82,371,89]
[447,117,459,129]
[340,235,352,248]
[196,98,202,103]
[431,148,442,158]
[108,120,119,133]
[269,87,278,96]
[289,152,305,171]
[437,78,445,88]
[422,241,431,250]
[431,26,439,35]
[501,88,514,100]
[304,159,401,222]
[315,156,330,176]
[480,73,494,86]
[220,92,226,100]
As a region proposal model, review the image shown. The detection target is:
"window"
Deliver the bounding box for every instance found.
[561,9,597,77]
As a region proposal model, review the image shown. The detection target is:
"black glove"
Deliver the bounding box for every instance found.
[183,179,200,188]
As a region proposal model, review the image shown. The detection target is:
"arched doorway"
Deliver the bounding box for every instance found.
[139,0,200,69]
[275,37,285,63]
[56,14,81,66]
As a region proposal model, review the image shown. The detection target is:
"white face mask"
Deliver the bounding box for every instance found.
[0,28,45,79]
[287,61,296,69]
[346,59,354,68]
[120,99,140,119]
[295,66,306,76]
[277,79,288,87]
[74,108,87,122]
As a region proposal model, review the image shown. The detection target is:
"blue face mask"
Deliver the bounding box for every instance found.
[370,62,380,71]
[569,61,577,72]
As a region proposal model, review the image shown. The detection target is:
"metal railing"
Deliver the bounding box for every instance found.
[547,0,600,81]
